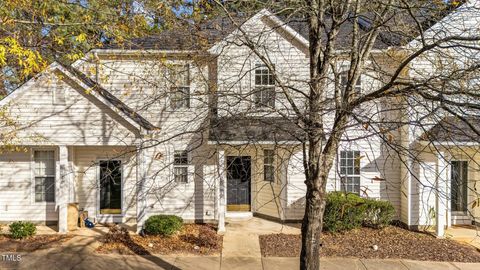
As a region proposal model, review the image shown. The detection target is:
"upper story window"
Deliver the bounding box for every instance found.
[263,149,275,182]
[339,150,361,194]
[254,64,275,108]
[169,65,190,110]
[34,150,55,202]
[173,151,189,183]
[340,72,362,95]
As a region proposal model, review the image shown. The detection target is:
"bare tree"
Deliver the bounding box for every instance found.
[206,1,480,269]
[2,1,480,270]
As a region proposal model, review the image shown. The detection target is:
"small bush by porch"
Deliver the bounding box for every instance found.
[96,223,223,255]
[0,223,73,252]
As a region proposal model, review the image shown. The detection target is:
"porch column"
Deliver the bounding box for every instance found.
[136,145,147,233]
[57,145,70,233]
[217,150,226,233]
[436,151,448,238]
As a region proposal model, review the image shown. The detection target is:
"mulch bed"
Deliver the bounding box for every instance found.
[96,224,223,255]
[259,226,480,262]
[0,234,73,252]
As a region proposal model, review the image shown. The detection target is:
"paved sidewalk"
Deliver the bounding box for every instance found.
[2,252,480,270]
[2,219,480,269]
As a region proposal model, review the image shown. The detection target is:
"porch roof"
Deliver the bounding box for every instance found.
[423,116,480,143]
[208,116,304,143]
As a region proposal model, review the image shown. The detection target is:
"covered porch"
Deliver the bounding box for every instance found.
[208,116,305,232]
[410,117,480,237]
[45,145,138,233]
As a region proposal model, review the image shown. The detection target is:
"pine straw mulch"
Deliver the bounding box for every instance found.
[96,224,223,255]
[0,234,73,252]
[260,226,480,262]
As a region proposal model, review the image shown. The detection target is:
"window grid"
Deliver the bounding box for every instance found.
[174,151,189,183]
[339,150,361,194]
[34,150,55,202]
[254,65,275,107]
[170,65,190,109]
[264,149,275,182]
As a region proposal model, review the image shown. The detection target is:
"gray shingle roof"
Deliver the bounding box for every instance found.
[103,6,454,52]
[104,15,247,51]
[209,116,304,142]
[423,116,480,143]
[59,63,157,131]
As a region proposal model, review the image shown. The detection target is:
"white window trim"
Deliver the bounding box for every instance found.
[96,158,124,217]
[173,150,192,184]
[338,150,361,194]
[30,147,57,205]
[252,63,276,109]
[263,149,275,182]
[167,63,191,112]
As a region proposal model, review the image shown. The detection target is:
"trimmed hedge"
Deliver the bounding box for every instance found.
[9,221,36,239]
[323,192,395,232]
[144,215,183,236]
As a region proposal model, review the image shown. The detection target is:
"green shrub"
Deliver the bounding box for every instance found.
[9,221,36,239]
[144,215,183,236]
[363,199,395,228]
[323,192,395,232]
[323,192,366,232]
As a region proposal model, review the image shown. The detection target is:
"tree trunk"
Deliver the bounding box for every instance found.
[300,181,326,270]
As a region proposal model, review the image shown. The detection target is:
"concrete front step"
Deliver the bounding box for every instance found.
[452,214,472,225]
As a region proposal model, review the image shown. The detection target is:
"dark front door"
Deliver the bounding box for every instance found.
[227,156,251,211]
[99,160,122,215]
[451,161,468,213]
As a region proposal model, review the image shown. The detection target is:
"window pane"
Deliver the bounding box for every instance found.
[264,165,274,182]
[35,151,55,176]
[170,65,189,86]
[35,176,55,202]
[174,167,188,183]
[174,151,188,165]
[44,177,55,202]
[264,150,274,164]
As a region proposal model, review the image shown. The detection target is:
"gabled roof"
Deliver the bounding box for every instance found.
[58,63,157,131]
[0,62,157,132]
[103,14,248,51]
[101,6,458,53]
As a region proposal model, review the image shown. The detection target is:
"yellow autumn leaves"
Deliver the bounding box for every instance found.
[0,37,46,78]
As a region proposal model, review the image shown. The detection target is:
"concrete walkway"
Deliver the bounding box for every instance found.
[446,226,480,250]
[3,252,480,270]
[2,219,480,269]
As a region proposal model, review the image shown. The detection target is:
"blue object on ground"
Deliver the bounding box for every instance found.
[84,218,95,228]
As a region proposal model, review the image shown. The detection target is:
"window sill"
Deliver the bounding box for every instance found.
[33,202,56,206]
